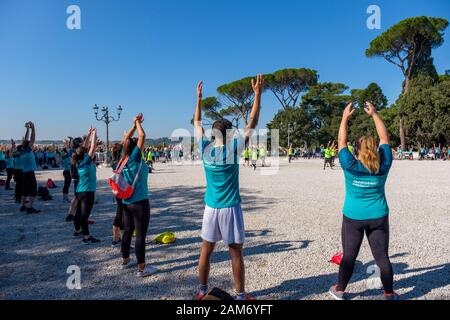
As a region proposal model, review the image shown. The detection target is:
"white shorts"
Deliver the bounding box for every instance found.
[201,204,245,245]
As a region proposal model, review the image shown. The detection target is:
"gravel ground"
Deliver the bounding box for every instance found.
[0,158,449,300]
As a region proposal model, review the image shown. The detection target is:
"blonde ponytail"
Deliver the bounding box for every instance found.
[358,136,380,174]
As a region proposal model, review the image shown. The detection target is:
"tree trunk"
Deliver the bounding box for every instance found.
[399,77,412,150]
[399,118,406,150]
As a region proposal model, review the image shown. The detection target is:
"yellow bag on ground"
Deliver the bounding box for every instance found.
[154,232,176,244]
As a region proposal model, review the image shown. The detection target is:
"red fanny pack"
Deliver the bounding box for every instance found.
[108,156,142,199]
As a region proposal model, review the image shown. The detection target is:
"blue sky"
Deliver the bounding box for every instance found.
[0,0,449,141]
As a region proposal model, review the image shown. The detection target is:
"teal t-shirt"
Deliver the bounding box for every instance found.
[76,154,97,193]
[13,152,22,170]
[0,151,5,161]
[200,137,244,209]
[122,146,149,205]
[5,157,14,168]
[62,152,71,171]
[21,147,37,173]
[339,145,393,220]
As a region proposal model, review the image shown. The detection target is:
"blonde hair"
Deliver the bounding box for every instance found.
[358,136,380,174]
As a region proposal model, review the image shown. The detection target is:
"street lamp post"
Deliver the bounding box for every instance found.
[93,104,123,165]
[281,122,297,147]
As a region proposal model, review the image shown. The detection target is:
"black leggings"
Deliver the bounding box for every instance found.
[121,199,150,264]
[63,170,71,194]
[113,197,124,230]
[22,171,37,198]
[74,192,95,236]
[13,169,23,201]
[5,168,14,189]
[337,215,394,294]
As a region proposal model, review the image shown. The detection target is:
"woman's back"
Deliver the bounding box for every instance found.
[339,144,393,221]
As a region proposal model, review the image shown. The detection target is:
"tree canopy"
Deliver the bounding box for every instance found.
[264,68,318,109]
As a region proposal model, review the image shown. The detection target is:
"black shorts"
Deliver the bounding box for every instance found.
[22,171,37,198]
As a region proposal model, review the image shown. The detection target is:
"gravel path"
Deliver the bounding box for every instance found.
[0,158,449,300]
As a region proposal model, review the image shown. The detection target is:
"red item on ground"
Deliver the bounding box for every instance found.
[88,219,96,225]
[46,179,56,189]
[330,252,344,266]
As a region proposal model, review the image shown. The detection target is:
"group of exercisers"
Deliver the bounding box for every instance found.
[1,74,401,300]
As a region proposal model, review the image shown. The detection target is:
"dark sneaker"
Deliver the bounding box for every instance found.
[27,208,41,214]
[20,206,27,212]
[384,292,400,300]
[82,237,101,245]
[112,239,121,247]
[66,214,74,222]
[73,231,83,238]
[329,285,346,300]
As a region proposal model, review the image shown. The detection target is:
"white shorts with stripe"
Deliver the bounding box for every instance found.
[201,204,245,245]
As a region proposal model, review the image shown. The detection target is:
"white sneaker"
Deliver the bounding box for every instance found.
[137,265,159,278]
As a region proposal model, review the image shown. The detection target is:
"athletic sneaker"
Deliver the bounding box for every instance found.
[383,292,400,300]
[112,239,121,247]
[20,205,27,212]
[194,292,206,300]
[235,293,256,301]
[73,231,83,238]
[121,258,137,270]
[27,208,41,214]
[329,285,346,300]
[137,265,159,278]
[66,214,74,222]
[82,237,101,245]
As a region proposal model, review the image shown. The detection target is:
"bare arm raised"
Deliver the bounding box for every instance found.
[29,122,36,148]
[338,103,356,152]
[244,75,264,140]
[88,128,97,159]
[364,102,389,146]
[135,115,146,151]
[194,81,204,143]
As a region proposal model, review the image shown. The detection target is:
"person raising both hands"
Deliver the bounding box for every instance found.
[329,101,399,300]
[20,122,40,214]
[118,114,158,278]
[72,127,100,244]
[193,75,264,300]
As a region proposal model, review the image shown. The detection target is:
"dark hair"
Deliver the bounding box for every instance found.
[112,143,123,164]
[122,138,137,157]
[72,137,83,149]
[71,146,88,166]
[212,119,233,145]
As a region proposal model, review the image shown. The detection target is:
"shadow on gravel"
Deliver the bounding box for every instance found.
[149,240,311,274]
[362,262,450,300]
[0,173,282,299]
[250,253,433,300]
